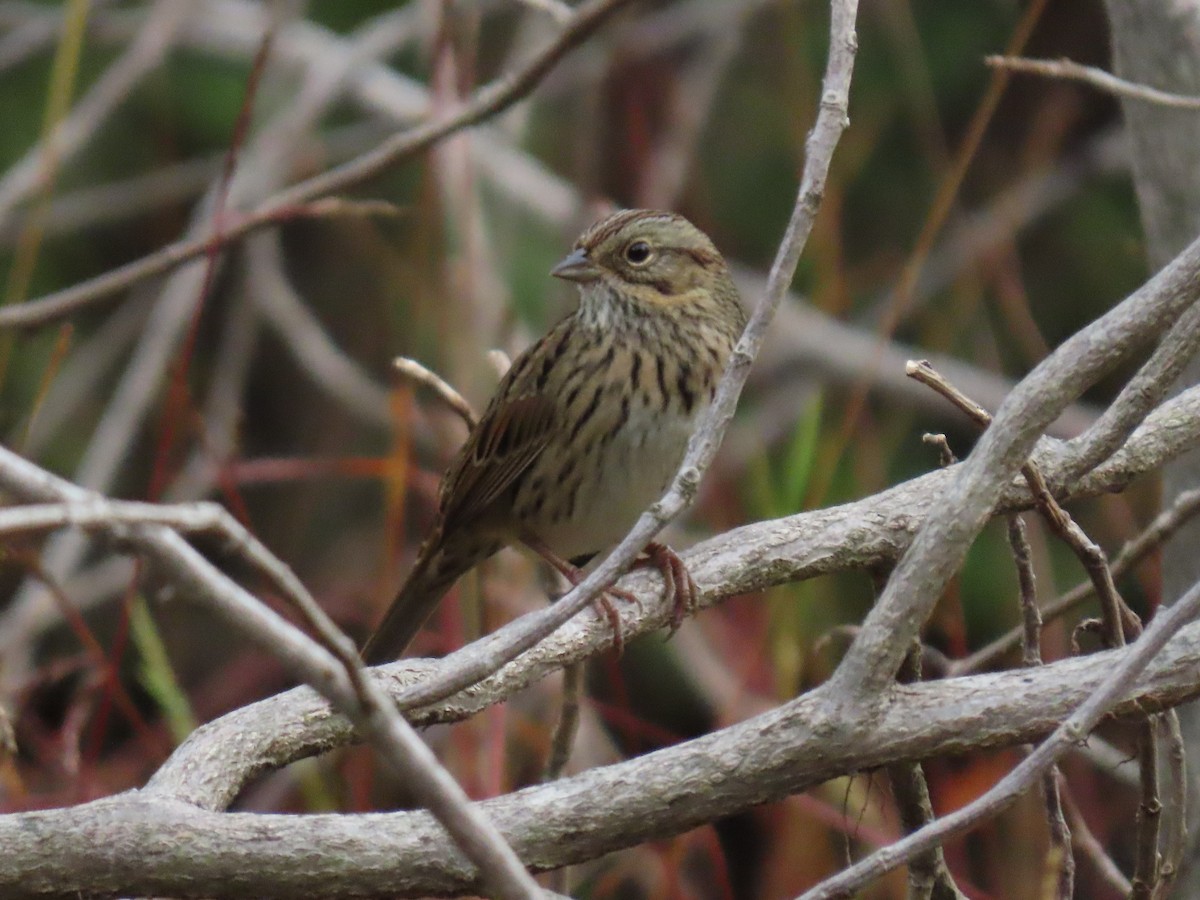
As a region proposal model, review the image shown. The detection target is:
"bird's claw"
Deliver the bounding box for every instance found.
[635,542,698,635]
[528,533,694,651]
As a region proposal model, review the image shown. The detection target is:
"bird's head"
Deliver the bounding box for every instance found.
[551,209,745,335]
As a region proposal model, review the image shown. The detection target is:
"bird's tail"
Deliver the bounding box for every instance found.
[362,532,498,664]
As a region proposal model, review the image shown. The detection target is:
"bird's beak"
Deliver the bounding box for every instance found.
[550,247,601,283]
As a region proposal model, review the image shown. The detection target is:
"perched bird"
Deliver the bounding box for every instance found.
[363,209,746,663]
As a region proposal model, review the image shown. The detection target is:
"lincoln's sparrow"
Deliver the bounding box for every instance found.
[363,209,746,662]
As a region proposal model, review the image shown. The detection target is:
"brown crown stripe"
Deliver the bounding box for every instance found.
[577,209,685,250]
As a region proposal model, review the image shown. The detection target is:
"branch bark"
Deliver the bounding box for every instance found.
[1103,2,1200,890]
[2,616,1199,899]
[831,228,1200,698]
[106,382,1200,811]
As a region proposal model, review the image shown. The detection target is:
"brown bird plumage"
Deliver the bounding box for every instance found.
[363,209,745,662]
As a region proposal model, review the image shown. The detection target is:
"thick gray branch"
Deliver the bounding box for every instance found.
[833,230,1200,696]
[1104,3,1200,891]
[5,621,1200,899]
[138,381,1200,812]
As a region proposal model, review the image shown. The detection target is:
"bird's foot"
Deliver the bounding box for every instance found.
[524,535,637,653]
[565,570,638,655]
[632,542,698,634]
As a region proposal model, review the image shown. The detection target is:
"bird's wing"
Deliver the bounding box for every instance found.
[438,389,557,530]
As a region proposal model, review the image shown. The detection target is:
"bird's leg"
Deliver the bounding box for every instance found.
[631,542,698,633]
[520,533,637,653]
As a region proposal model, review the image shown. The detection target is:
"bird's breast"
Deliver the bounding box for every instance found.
[511,386,704,561]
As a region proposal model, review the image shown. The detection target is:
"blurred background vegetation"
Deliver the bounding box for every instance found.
[0,0,1161,897]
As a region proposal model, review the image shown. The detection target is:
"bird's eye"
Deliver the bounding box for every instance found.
[624,240,652,265]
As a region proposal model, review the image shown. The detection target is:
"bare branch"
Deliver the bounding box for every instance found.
[392,357,480,429]
[987,55,1200,109]
[131,382,1200,815]
[1131,720,1163,898]
[0,375,1183,896]
[952,488,1200,675]
[2,613,1199,898]
[1006,515,1074,897]
[0,449,542,898]
[0,0,190,226]
[1059,298,1200,483]
[827,232,1200,697]
[884,644,968,899]
[1157,712,1189,893]
[800,574,1200,899]
[542,662,582,783]
[907,358,1141,644]
[0,0,639,330]
[1062,783,1133,895]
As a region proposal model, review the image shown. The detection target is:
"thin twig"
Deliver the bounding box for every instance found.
[1040,768,1074,899]
[1006,514,1074,897]
[544,663,582,782]
[1156,712,1188,894]
[1008,515,1043,668]
[986,55,1200,110]
[907,359,1142,646]
[1131,719,1162,898]
[921,432,958,468]
[0,450,542,899]
[831,231,1200,699]
[806,345,1200,895]
[0,0,639,330]
[0,0,190,227]
[798,571,1200,899]
[1061,780,1133,896]
[951,488,1200,675]
[1058,298,1200,484]
[542,660,583,895]
[884,642,967,899]
[393,356,480,429]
